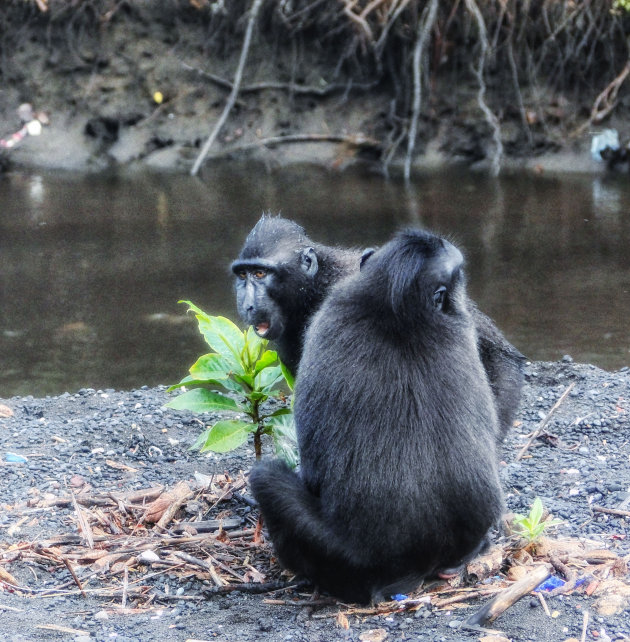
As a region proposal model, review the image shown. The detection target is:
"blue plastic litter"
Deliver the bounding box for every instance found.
[535,576,565,592]
[5,452,28,463]
[391,594,408,601]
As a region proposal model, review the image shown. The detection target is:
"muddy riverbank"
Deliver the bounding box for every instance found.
[2,1,629,176]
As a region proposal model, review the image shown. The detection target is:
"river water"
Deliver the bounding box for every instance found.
[1,164,629,398]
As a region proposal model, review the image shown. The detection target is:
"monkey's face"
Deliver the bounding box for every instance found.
[233,265,286,340]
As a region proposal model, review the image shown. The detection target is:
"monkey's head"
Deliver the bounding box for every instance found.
[359,229,465,322]
[231,215,320,340]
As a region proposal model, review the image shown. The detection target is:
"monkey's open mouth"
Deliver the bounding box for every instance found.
[255,322,270,337]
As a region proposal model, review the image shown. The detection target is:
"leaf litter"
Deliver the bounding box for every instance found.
[2,469,629,637]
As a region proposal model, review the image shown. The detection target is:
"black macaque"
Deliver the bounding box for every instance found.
[249,229,504,604]
[232,215,524,441]
[231,215,360,374]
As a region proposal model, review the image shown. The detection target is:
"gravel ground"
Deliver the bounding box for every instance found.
[1,358,629,642]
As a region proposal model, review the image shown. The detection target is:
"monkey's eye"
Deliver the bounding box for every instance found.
[237,271,247,280]
[433,286,447,309]
[253,269,267,279]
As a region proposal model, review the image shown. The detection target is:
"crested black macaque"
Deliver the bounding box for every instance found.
[232,215,524,441]
[249,230,505,604]
[231,215,360,374]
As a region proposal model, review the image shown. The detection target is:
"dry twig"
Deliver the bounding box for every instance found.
[516,382,575,460]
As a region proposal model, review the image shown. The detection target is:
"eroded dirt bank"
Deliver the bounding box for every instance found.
[2,1,629,176]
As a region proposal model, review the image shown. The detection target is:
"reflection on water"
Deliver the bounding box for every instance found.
[1,165,629,397]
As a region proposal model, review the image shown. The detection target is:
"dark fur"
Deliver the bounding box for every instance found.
[250,230,504,604]
[233,215,524,441]
[231,215,358,374]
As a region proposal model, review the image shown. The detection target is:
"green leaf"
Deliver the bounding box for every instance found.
[190,426,212,451]
[180,301,245,373]
[266,407,292,418]
[257,365,284,392]
[165,388,242,414]
[280,361,295,391]
[253,349,279,376]
[199,419,252,453]
[266,412,299,469]
[233,372,255,390]
[529,497,544,526]
[189,353,231,381]
[244,326,267,367]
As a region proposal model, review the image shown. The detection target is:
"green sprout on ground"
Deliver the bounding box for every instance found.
[165,301,297,466]
[512,497,563,544]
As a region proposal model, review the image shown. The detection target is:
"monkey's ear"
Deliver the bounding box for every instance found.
[360,248,376,270]
[300,247,318,276]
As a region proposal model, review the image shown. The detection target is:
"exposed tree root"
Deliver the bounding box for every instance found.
[190,0,264,176]
[7,1,630,173]
[404,0,438,182]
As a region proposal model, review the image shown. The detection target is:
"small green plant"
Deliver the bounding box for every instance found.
[512,497,562,543]
[165,301,297,466]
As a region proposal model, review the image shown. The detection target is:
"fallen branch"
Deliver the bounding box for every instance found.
[464,564,551,627]
[591,505,630,518]
[516,382,575,460]
[190,0,264,176]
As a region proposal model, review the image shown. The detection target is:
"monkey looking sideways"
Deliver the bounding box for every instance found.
[231,215,360,374]
[232,215,524,442]
[249,229,504,604]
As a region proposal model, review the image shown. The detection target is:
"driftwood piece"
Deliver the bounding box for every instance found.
[465,564,551,627]
[142,481,193,527]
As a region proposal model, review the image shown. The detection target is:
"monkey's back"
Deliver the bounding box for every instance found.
[295,271,504,569]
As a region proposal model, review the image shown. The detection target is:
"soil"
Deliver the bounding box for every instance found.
[1,358,630,642]
[0,3,621,176]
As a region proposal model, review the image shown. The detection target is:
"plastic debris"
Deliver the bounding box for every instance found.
[391,593,408,601]
[535,575,565,592]
[591,129,620,161]
[5,452,28,463]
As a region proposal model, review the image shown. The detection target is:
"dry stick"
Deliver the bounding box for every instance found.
[516,382,575,461]
[580,610,590,642]
[122,566,129,609]
[463,0,503,177]
[155,481,194,531]
[190,0,264,177]
[404,0,438,183]
[591,505,630,518]
[70,489,94,549]
[62,558,86,598]
[536,590,551,616]
[464,564,551,627]
[173,551,225,587]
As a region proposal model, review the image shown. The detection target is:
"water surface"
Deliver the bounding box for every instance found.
[1,164,629,397]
